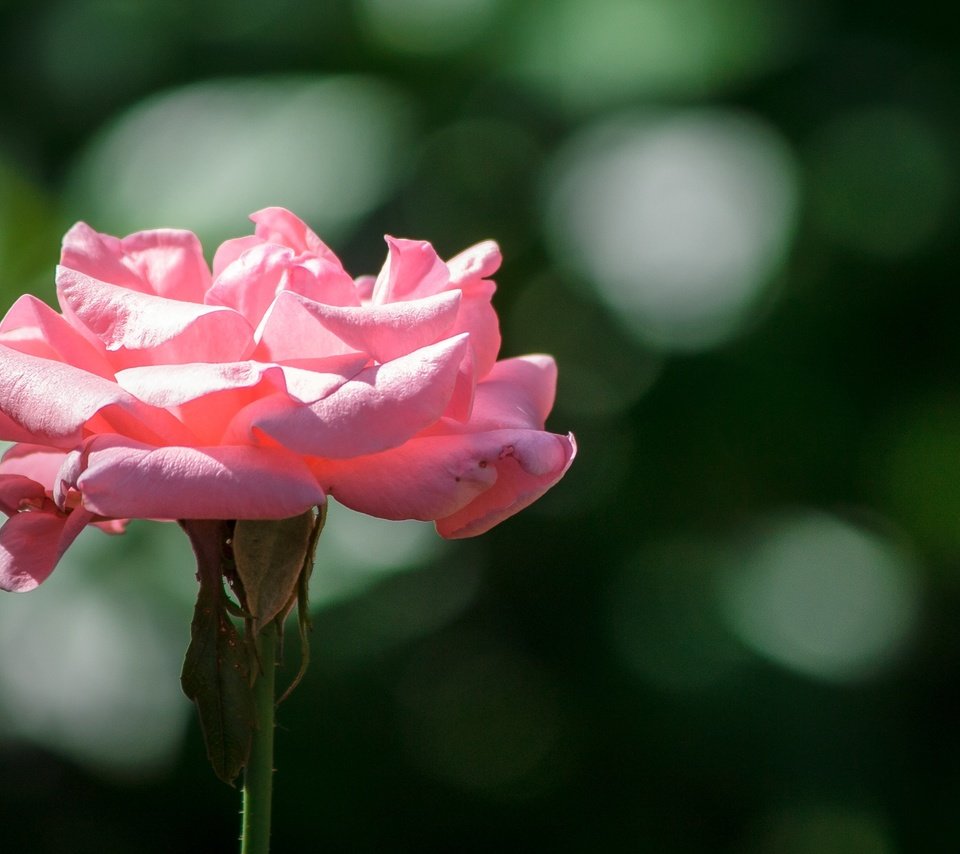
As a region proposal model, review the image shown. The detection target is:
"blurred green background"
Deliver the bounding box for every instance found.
[1,1,958,851]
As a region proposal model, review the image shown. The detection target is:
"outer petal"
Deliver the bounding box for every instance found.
[246,334,469,458]
[59,222,145,291]
[453,279,501,379]
[446,239,502,286]
[0,343,194,446]
[436,432,576,538]
[0,474,47,515]
[0,444,68,491]
[61,222,211,302]
[75,438,325,520]
[371,237,450,304]
[57,267,254,368]
[462,355,558,431]
[445,241,504,377]
[0,295,115,378]
[0,505,94,592]
[315,429,575,533]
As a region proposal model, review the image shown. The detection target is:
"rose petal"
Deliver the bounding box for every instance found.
[59,222,145,291]
[117,361,293,444]
[0,474,47,515]
[285,288,462,363]
[250,207,342,263]
[75,438,325,520]
[57,267,254,369]
[212,235,261,278]
[247,334,469,458]
[253,290,358,363]
[61,222,211,302]
[209,239,358,328]
[0,505,94,592]
[454,279,501,379]
[371,237,450,304]
[0,295,115,378]
[446,239,502,286]
[115,361,286,409]
[315,429,575,531]
[0,343,194,446]
[115,228,212,302]
[463,355,558,430]
[205,242,294,327]
[436,431,576,538]
[0,444,68,491]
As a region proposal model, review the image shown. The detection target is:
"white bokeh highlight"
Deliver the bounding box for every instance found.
[717,511,921,682]
[545,109,799,351]
[0,522,196,775]
[67,75,414,245]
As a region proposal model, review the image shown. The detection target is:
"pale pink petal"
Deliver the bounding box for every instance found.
[0,505,94,592]
[454,279,501,379]
[371,238,501,374]
[446,239,502,286]
[116,229,212,302]
[317,434,497,521]
[57,267,254,369]
[0,295,115,378]
[116,361,288,444]
[445,345,477,423]
[0,445,68,491]
[276,360,369,403]
[436,431,577,538]
[115,361,286,409]
[463,355,558,431]
[285,289,462,363]
[371,237,450,304]
[61,222,211,302]
[250,207,342,262]
[315,429,575,531]
[208,240,358,328]
[205,242,293,326]
[74,438,324,520]
[219,359,370,445]
[59,222,144,291]
[212,235,261,278]
[354,275,376,301]
[0,411,41,445]
[249,208,361,303]
[253,290,358,363]
[0,343,194,447]
[246,334,469,458]
[290,258,362,307]
[85,401,198,446]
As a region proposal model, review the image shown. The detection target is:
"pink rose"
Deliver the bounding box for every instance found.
[0,208,575,592]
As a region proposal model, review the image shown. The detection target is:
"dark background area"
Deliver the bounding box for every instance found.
[1,1,958,851]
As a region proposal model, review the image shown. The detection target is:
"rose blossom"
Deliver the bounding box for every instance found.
[0,207,575,592]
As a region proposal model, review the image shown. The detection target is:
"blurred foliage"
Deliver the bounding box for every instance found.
[1,0,959,852]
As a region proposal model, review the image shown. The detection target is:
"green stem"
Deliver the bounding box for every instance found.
[241,624,277,854]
